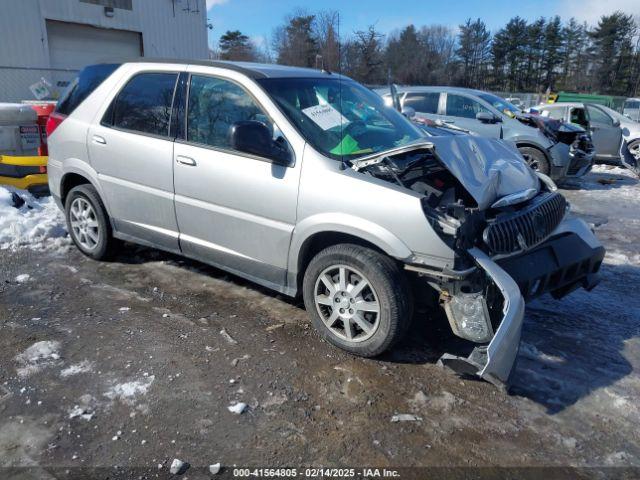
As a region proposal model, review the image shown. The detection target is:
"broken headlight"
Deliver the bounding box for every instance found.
[443,292,493,343]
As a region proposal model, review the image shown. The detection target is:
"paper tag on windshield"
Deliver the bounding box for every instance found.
[302,104,350,131]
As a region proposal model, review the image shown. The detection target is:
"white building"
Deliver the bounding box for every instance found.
[0,0,209,102]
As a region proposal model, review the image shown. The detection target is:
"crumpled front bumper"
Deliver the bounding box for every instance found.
[439,247,525,388]
[439,217,604,388]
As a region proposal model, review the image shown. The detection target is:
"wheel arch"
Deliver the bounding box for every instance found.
[288,216,414,294]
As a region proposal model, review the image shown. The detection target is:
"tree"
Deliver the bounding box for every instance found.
[386,25,425,84]
[218,30,256,61]
[347,26,385,84]
[315,10,341,72]
[273,13,319,67]
[541,16,564,90]
[589,11,637,95]
[456,18,491,88]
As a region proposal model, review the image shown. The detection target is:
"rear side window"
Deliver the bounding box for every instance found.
[624,100,640,109]
[56,63,120,115]
[545,107,566,121]
[403,92,439,114]
[106,72,178,137]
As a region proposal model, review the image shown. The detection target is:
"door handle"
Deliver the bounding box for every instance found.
[176,155,197,166]
[443,119,455,124]
[92,135,106,145]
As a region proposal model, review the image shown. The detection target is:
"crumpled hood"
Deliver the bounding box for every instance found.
[429,135,540,210]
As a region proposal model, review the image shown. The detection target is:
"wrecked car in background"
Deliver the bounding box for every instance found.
[48,61,605,387]
[536,102,640,176]
[378,86,591,182]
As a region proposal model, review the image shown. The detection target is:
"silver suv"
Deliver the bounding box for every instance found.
[379,86,586,181]
[48,61,605,386]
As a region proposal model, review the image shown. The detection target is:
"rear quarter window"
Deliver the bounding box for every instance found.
[104,72,178,137]
[56,63,120,115]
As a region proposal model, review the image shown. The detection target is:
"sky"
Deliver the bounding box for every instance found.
[204,0,639,51]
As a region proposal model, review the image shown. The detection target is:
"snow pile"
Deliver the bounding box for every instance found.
[60,360,95,378]
[104,376,155,405]
[15,340,62,378]
[0,186,69,251]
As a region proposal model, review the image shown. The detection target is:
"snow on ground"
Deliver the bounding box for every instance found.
[0,186,69,251]
[512,165,640,421]
[104,376,155,405]
[14,340,62,378]
[60,360,95,378]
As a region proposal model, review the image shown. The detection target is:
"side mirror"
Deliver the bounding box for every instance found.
[476,111,499,123]
[228,120,292,166]
[401,106,416,119]
[613,118,621,127]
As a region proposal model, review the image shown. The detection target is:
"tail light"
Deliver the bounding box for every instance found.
[45,111,67,137]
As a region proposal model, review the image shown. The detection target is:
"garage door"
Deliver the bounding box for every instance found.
[45,20,142,98]
[46,20,142,70]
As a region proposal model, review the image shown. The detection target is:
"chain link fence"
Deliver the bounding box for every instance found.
[0,66,79,103]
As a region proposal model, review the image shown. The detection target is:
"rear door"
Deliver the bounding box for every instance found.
[585,104,622,159]
[172,71,300,290]
[87,68,181,252]
[443,92,501,137]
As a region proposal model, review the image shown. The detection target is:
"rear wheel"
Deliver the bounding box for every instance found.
[302,244,412,357]
[519,146,550,175]
[65,184,116,260]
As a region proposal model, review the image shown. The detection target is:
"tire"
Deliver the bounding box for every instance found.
[302,243,412,357]
[518,146,550,176]
[65,184,116,260]
[628,139,640,162]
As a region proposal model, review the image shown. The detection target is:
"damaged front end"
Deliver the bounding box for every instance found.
[518,113,596,178]
[352,136,604,387]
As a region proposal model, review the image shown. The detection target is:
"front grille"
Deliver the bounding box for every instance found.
[483,192,567,255]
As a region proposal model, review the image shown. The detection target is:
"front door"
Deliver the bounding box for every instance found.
[585,104,622,160]
[172,73,300,290]
[88,71,180,252]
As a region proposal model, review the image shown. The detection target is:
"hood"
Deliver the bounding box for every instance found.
[427,135,540,210]
[351,137,541,211]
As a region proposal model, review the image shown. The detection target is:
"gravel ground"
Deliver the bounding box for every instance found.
[0,166,639,479]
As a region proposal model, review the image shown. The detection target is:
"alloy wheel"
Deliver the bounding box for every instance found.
[313,264,380,343]
[69,197,100,251]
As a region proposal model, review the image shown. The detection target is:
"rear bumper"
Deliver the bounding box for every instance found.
[495,217,605,300]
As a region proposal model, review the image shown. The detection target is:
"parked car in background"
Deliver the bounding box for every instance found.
[537,102,640,170]
[48,60,605,386]
[505,97,524,111]
[623,98,640,122]
[378,86,577,182]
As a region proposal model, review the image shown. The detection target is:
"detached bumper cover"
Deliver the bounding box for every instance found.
[439,247,525,387]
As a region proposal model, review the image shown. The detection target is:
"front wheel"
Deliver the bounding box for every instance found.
[302,244,412,357]
[518,146,550,176]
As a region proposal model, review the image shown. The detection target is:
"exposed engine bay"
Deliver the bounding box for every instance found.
[351,138,604,386]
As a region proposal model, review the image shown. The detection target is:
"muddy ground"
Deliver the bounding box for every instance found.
[1,167,639,480]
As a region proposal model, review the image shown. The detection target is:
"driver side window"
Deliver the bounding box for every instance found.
[446,94,490,119]
[586,105,613,126]
[187,75,276,150]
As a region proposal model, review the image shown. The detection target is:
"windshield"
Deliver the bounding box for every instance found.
[257,77,422,160]
[478,93,521,117]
